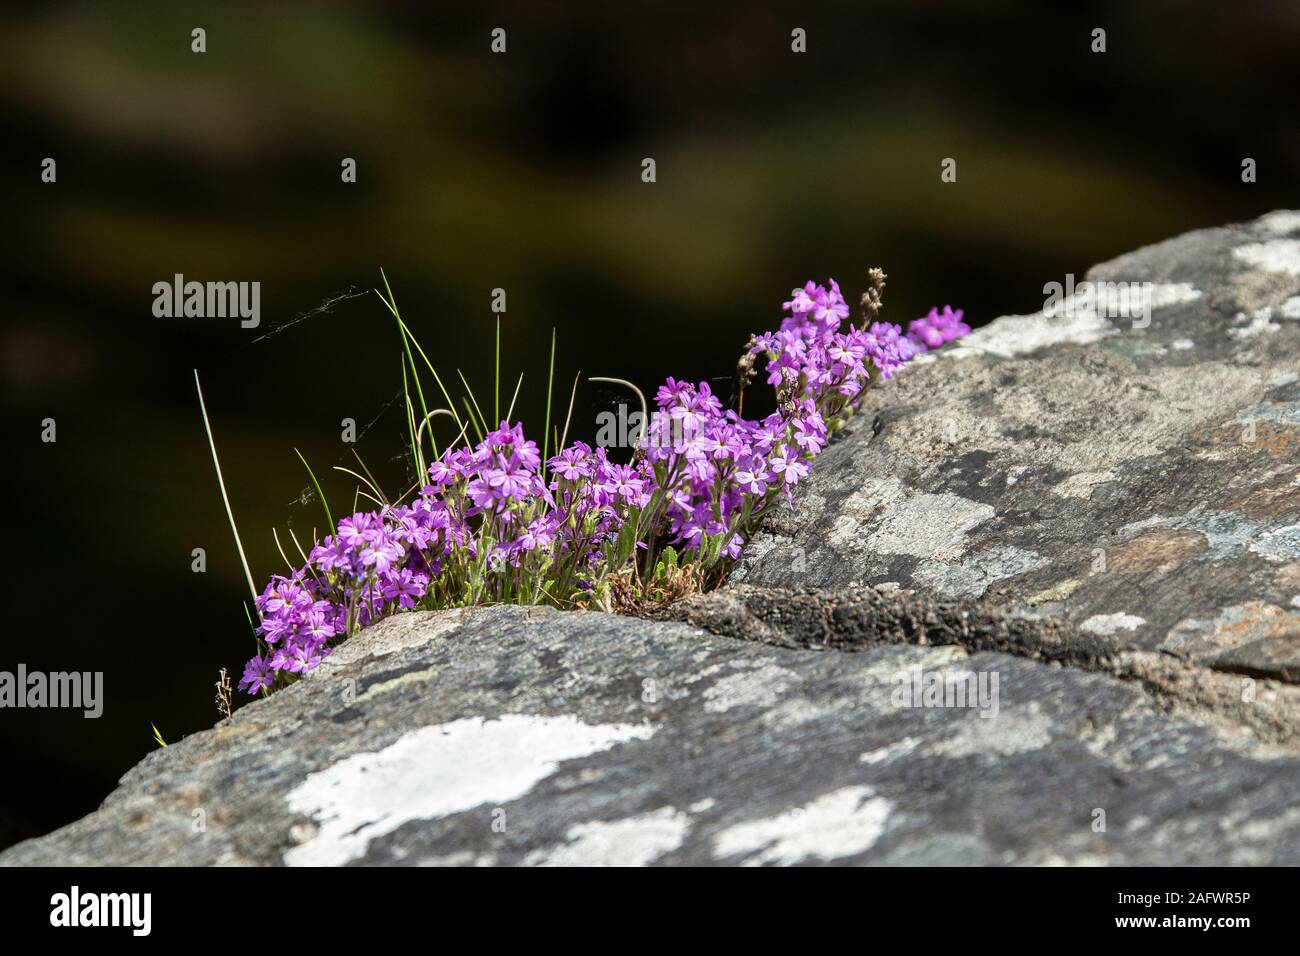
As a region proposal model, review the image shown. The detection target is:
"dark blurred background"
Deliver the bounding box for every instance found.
[2,1,1297,849]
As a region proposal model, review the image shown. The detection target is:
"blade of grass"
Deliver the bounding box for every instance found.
[495,314,501,425]
[350,448,388,505]
[416,409,465,456]
[271,527,295,572]
[462,397,485,441]
[401,354,428,474]
[542,327,556,480]
[558,370,582,452]
[286,527,314,569]
[194,370,258,608]
[333,465,386,505]
[402,322,462,430]
[376,272,462,433]
[402,359,425,473]
[294,448,334,532]
[353,489,386,509]
[505,372,524,421]
[457,368,490,435]
[399,346,430,460]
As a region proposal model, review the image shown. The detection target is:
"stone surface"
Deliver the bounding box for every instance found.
[734,211,1300,683]
[6,600,1300,866]
[5,211,1300,866]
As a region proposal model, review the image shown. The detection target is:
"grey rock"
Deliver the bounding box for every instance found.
[6,211,1300,866]
[6,602,1300,866]
[735,210,1300,682]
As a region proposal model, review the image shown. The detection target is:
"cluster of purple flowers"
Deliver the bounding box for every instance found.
[239,281,968,695]
[639,378,820,560]
[753,279,920,400]
[906,305,970,352]
[241,425,653,693]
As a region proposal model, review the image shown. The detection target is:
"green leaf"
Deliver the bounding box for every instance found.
[613,509,641,566]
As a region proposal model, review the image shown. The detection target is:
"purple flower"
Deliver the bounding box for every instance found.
[283,639,327,674]
[548,441,594,481]
[238,656,274,694]
[812,279,850,326]
[381,568,428,609]
[735,462,768,496]
[769,444,810,485]
[600,464,645,501]
[907,305,970,352]
[862,322,909,379]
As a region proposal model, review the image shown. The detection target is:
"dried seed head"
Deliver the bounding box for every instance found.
[860,267,888,322]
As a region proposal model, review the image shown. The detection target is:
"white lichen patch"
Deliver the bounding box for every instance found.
[1005,465,1029,486]
[832,478,904,530]
[703,663,797,713]
[910,545,1049,598]
[684,662,725,684]
[1234,239,1300,276]
[761,696,842,729]
[1147,283,1206,309]
[1250,524,1300,563]
[1171,338,1196,350]
[848,646,972,708]
[523,807,690,866]
[1080,612,1146,636]
[930,702,1053,758]
[1077,714,1130,771]
[859,736,921,765]
[312,608,471,677]
[860,491,995,559]
[352,665,439,704]
[944,283,1201,360]
[945,308,1114,360]
[283,715,655,866]
[824,477,906,550]
[1228,309,1280,340]
[1052,471,1116,499]
[712,786,892,865]
[1236,400,1300,426]
[1278,296,1300,319]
